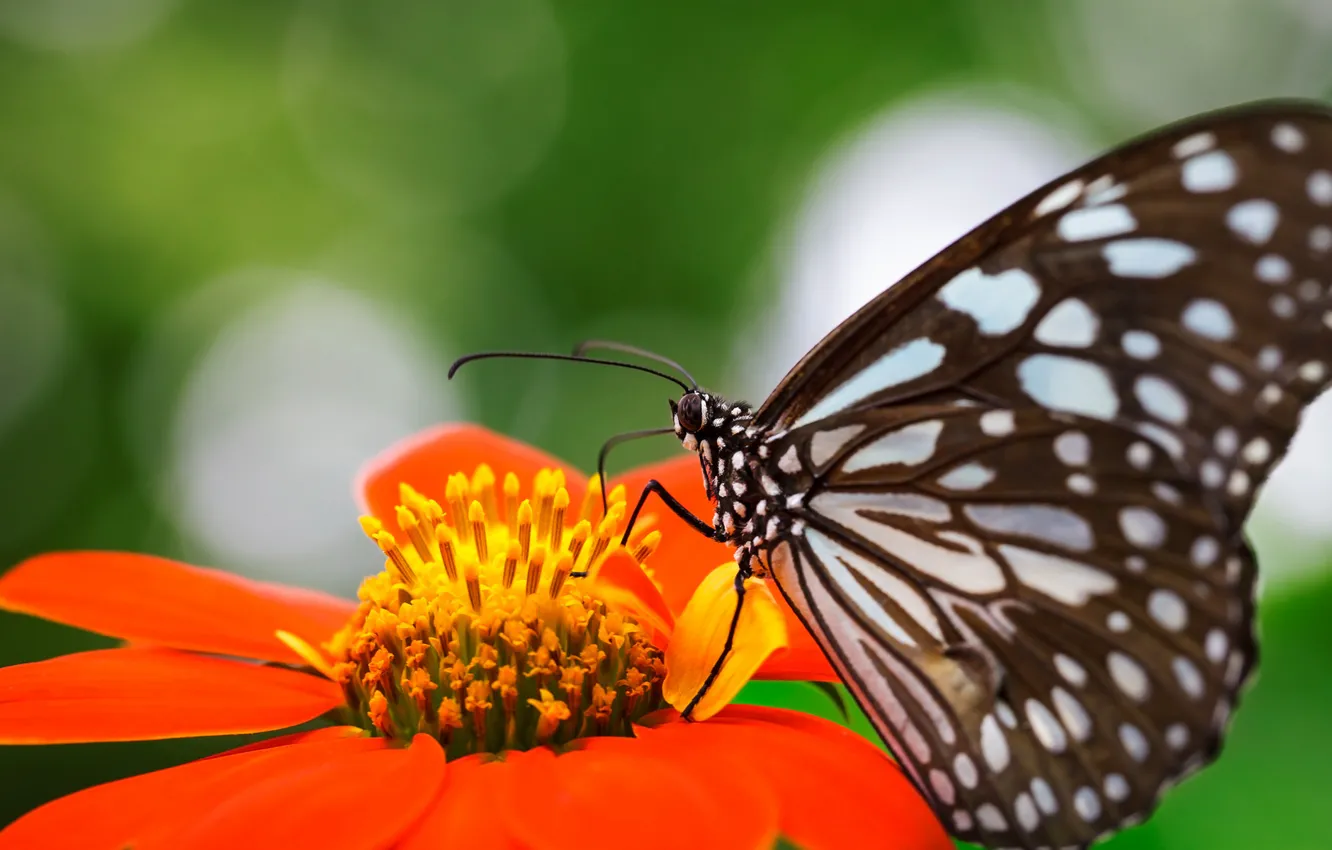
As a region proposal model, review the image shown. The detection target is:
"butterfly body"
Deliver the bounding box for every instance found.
[662,99,1332,849]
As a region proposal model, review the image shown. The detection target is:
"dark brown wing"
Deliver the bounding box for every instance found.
[753,100,1332,849]
[764,403,1255,848]
[756,99,1332,491]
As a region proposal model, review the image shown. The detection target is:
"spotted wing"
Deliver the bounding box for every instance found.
[753,101,1332,849]
[765,404,1256,848]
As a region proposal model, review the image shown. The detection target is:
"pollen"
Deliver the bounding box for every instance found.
[326,467,667,758]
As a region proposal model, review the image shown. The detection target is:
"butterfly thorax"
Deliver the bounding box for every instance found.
[671,390,787,573]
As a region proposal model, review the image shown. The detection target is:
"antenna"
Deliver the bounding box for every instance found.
[448,351,691,393]
[572,340,699,389]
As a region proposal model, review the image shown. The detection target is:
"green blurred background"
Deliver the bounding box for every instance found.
[2,1,1331,846]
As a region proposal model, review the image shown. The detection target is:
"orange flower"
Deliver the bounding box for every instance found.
[0,425,948,850]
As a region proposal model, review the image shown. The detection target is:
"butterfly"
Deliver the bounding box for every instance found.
[451,98,1332,849]
[594,99,1332,849]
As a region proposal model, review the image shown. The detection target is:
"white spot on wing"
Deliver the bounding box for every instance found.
[1135,374,1189,424]
[1026,699,1068,753]
[815,494,1007,593]
[1120,722,1149,761]
[937,462,995,491]
[1058,203,1138,242]
[1103,238,1198,278]
[1148,588,1188,631]
[1052,687,1091,741]
[1181,150,1237,192]
[1054,430,1090,466]
[1055,653,1087,687]
[1181,298,1236,341]
[843,420,944,471]
[1309,170,1332,206]
[794,338,946,428]
[1119,506,1167,549]
[1272,122,1305,152]
[808,424,866,467]
[1109,652,1150,702]
[1226,199,1279,244]
[1034,178,1084,217]
[980,714,1009,772]
[1122,329,1160,360]
[954,752,978,789]
[965,503,1094,551]
[1172,131,1215,159]
[1018,354,1120,420]
[936,266,1042,336]
[1035,298,1100,348]
[1000,544,1117,604]
[979,409,1014,436]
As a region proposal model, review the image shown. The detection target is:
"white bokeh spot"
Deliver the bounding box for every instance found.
[745,91,1091,394]
[167,279,461,593]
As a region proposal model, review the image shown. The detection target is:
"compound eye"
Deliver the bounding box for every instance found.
[677,393,706,432]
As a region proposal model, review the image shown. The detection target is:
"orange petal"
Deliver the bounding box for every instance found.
[0,735,391,850]
[644,705,951,850]
[616,456,838,682]
[662,564,787,721]
[588,550,675,636]
[205,725,365,759]
[0,551,353,665]
[154,733,446,850]
[358,423,589,532]
[0,647,343,743]
[397,754,526,850]
[501,740,778,850]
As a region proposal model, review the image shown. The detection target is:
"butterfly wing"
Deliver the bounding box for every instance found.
[766,403,1255,848]
[755,100,1332,849]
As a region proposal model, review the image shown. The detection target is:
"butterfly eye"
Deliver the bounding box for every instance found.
[676,392,706,433]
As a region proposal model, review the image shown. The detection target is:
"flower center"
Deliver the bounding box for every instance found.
[325,465,667,758]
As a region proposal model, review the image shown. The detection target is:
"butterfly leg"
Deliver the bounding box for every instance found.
[570,479,718,577]
[620,479,717,544]
[680,561,752,720]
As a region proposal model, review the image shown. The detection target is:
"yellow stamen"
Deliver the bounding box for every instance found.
[549,551,573,599]
[525,545,546,596]
[372,530,416,585]
[547,487,569,550]
[396,505,437,564]
[472,464,497,521]
[463,553,482,611]
[517,500,533,562]
[503,472,520,534]
[527,688,571,744]
[445,473,469,528]
[502,539,520,589]
[632,530,662,564]
[466,679,493,742]
[536,476,555,543]
[581,474,603,522]
[435,524,459,582]
[331,464,668,758]
[567,519,591,566]
[587,511,620,568]
[469,500,489,563]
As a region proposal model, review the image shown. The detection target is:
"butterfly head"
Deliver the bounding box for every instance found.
[670,389,721,452]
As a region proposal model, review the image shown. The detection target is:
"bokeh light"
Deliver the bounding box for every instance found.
[161,276,460,591]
